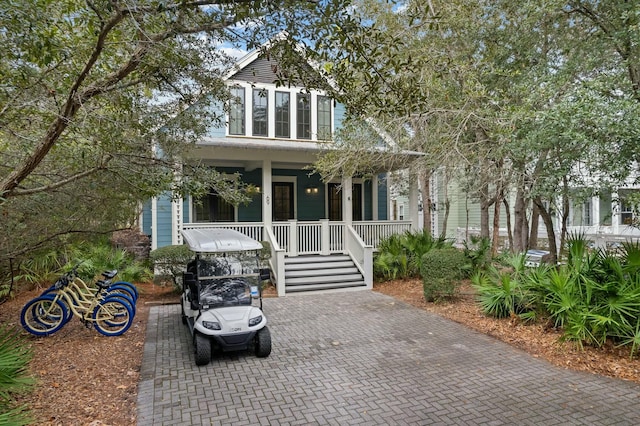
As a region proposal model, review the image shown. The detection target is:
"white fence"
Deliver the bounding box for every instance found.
[456,226,640,251]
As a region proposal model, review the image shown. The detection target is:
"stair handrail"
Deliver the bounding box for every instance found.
[264,225,287,297]
[345,225,373,289]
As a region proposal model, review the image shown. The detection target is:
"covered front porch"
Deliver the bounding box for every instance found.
[149,138,423,295]
[180,220,414,296]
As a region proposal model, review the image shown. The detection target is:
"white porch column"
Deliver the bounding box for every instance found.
[151,197,158,250]
[372,175,379,221]
[320,219,330,255]
[171,197,183,245]
[592,195,600,227]
[342,175,353,225]
[612,190,620,234]
[262,160,272,228]
[409,169,420,231]
[289,220,298,257]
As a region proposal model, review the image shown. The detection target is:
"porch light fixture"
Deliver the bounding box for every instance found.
[306,186,319,194]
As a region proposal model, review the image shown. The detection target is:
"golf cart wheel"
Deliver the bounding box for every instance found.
[180,302,187,325]
[194,332,211,366]
[255,326,272,358]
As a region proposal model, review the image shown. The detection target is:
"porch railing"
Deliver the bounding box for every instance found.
[353,220,412,248]
[179,220,411,295]
[182,220,411,254]
[263,226,286,297]
[346,225,373,288]
[456,226,640,251]
[272,220,345,256]
[181,222,264,242]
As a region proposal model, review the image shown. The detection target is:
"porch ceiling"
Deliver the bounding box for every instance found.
[190,136,423,172]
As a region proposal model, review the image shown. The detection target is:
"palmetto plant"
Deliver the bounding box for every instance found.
[621,240,640,277]
[470,258,533,319]
[537,266,584,329]
[374,234,410,280]
[0,326,34,425]
[617,317,640,360]
[374,230,450,281]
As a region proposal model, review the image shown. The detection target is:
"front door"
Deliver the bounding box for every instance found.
[273,182,294,221]
[328,183,342,221]
[328,183,362,221]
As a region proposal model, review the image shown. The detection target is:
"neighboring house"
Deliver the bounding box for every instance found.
[437,170,640,250]
[141,42,422,295]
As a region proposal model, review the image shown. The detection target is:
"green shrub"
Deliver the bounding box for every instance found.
[66,243,152,284]
[374,230,451,281]
[149,244,193,289]
[476,235,640,354]
[463,235,492,276]
[259,240,272,262]
[0,326,34,425]
[420,248,467,302]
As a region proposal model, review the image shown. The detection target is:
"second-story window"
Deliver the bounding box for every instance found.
[317,95,331,140]
[229,86,245,135]
[297,93,311,139]
[275,91,290,138]
[253,88,268,136]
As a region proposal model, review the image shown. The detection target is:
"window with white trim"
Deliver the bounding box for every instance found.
[296,93,311,139]
[227,85,332,140]
[252,88,268,136]
[275,91,290,138]
[193,191,236,222]
[317,95,331,140]
[620,197,635,225]
[229,86,245,135]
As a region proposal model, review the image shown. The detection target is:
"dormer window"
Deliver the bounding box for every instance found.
[226,84,331,140]
[317,95,331,141]
[229,86,245,135]
[275,91,290,138]
[296,93,311,139]
[252,88,268,136]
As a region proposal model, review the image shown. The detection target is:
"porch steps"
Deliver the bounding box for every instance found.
[284,254,366,293]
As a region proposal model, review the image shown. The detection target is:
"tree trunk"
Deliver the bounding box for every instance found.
[503,197,513,253]
[491,189,502,256]
[534,196,558,264]
[420,169,432,236]
[558,176,570,261]
[529,202,540,249]
[513,187,526,253]
[440,174,451,239]
[479,182,493,239]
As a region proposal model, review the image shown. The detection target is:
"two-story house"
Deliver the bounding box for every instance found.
[141,43,423,296]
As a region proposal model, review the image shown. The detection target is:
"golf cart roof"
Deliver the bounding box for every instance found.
[181,228,263,253]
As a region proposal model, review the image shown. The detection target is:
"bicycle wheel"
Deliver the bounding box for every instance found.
[20,296,69,336]
[107,285,137,304]
[92,297,133,336]
[30,294,71,326]
[103,292,136,317]
[112,281,139,299]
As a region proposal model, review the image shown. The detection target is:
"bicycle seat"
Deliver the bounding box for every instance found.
[102,270,118,279]
[96,279,112,289]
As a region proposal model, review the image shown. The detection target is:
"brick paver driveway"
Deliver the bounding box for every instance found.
[137,291,640,425]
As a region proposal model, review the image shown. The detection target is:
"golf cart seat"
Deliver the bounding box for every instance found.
[200,278,252,307]
[183,271,199,310]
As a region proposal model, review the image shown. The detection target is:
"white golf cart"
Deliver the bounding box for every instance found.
[180,228,272,366]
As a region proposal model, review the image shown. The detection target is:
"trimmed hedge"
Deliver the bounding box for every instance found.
[149,244,193,289]
[421,248,468,302]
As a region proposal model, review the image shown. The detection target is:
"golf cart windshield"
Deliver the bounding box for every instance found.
[197,252,260,308]
[197,252,259,278]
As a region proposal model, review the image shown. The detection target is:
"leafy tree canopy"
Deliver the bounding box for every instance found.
[0,0,350,265]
